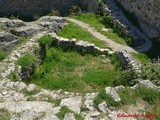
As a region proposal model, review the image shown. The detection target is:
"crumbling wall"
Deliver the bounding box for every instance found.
[116,0,160,39]
[0,0,98,18]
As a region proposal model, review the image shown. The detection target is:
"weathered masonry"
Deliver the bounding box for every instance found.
[116,0,160,39]
[0,0,98,17]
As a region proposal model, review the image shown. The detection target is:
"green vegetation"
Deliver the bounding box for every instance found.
[69,6,82,16]
[112,70,138,86]
[132,53,149,64]
[57,22,108,48]
[56,106,83,120]
[71,13,133,46]
[27,46,121,92]
[0,109,10,120]
[0,51,5,61]
[118,88,136,105]
[8,71,19,82]
[23,87,41,96]
[16,54,39,69]
[94,90,119,107]
[38,35,53,46]
[22,35,142,93]
[9,15,19,20]
[135,87,160,104]
[94,86,160,111]
[98,0,107,8]
[141,61,160,85]
[48,10,60,16]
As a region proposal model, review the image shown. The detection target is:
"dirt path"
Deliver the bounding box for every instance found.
[67,18,151,53]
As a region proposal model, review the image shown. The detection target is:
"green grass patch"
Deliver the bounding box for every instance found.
[16,54,39,69]
[94,90,119,107]
[132,53,149,64]
[38,35,53,46]
[71,13,104,32]
[57,22,108,48]
[118,88,136,105]
[26,47,122,93]
[23,87,41,96]
[135,87,160,104]
[0,51,5,61]
[0,109,10,120]
[71,13,130,45]
[94,86,160,108]
[56,106,83,120]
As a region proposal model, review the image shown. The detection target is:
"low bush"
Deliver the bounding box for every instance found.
[135,87,160,104]
[48,10,60,16]
[113,70,138,86]
[38,35,53,46]
[57,22,108,48]
[94,90,119,108]
[118,88,136,105]
[69,6,82,16]
[141,60,160,85]
[0,52,5,61]
[56,106,83,120]
[38,35,53,58]
[16,54,39,69]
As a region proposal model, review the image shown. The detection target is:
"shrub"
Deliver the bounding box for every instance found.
[118,88,136,105]
[69,6,82,16]
[8,71,19,81]
[94,90,119,108]
[141,60,160,85]
[98,0,107,8]
[56,106,83,120]
[38,35,53,46]
[113,70,138,86]
[101,15,114,28]
[38,35,53,58]
[16,54,39,69]
[9,15,19,20]
[48,10,60,16]
[135,87,160,104]
[0,52,5,61]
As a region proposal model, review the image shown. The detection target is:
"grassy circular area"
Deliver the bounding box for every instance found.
[26,47,121,93]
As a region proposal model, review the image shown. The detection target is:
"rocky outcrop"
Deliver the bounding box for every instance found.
[0,101,61,120]
[60,96,82,113]
[105,87,121,102]
[0,16,67,53]
[0,32,19,51]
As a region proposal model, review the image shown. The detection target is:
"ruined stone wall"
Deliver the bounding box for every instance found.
[0,0,98,17]
[116,0,160,39]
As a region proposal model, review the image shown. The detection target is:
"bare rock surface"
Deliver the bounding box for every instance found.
[105,87,121,102]
[60,96,82,113]
[64,113,76,120]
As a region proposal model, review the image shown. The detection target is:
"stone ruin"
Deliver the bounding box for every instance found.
[115,0,160,39]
